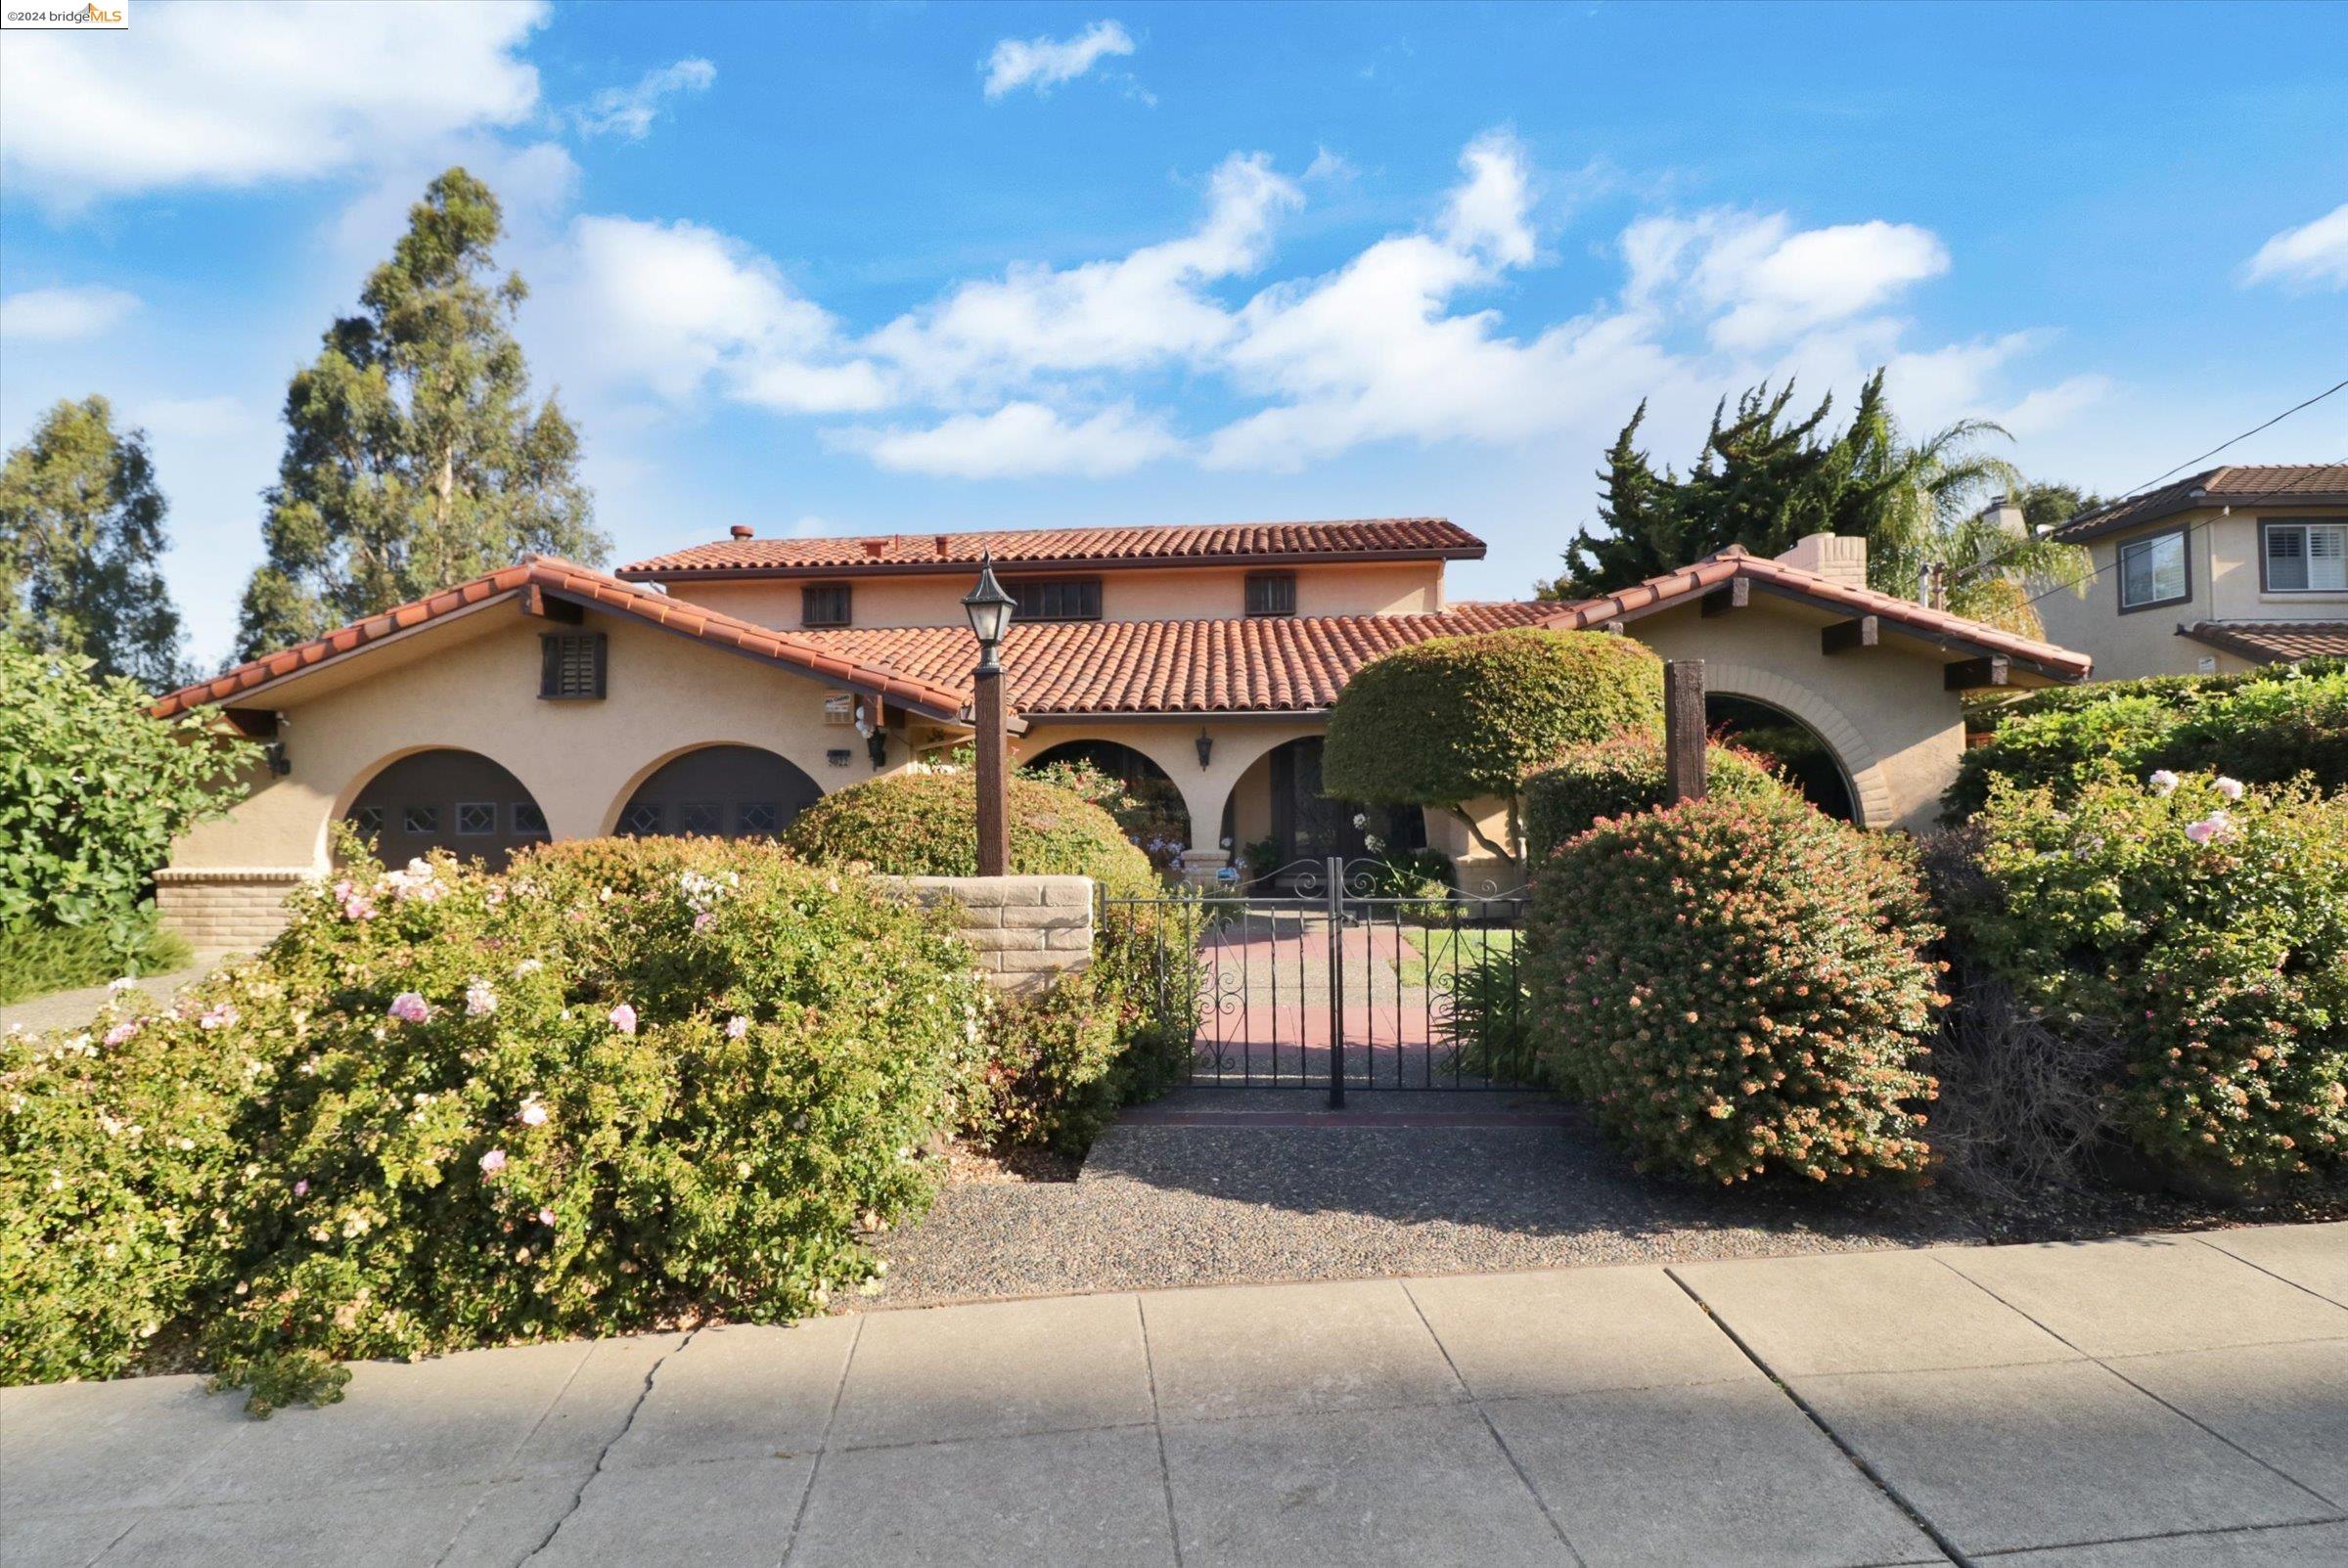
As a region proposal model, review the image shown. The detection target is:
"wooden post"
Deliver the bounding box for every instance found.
[972,666,1010,876]
[1664,659,1706,805]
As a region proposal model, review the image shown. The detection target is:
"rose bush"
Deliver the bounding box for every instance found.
[1950,768,2348,1185]
[1528,792,1943,1184]
[2,833,989,1394]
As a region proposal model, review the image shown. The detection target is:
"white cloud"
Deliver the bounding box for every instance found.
[2241,202,2348,291]
[1626,211,1949,349]
[842,402,1180,478]
[576,57,716,140]
[1988,374,2114,439]
[982,20,1134,99]
[867,152,1299,396]
[0,286,141,341]
[553,214,889,413]
[0,0,546,203]
[1440,132,1537,267]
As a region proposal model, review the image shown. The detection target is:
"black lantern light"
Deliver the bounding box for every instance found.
[1196,726,1213,770]
[961,551,1016,672]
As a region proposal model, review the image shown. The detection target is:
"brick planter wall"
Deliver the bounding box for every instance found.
[154,868,310,950]
[881,874,1095,995]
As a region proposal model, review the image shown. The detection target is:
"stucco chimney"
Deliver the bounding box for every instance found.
[1978,495,2028,538]
[729,523,754,540]
[1776,532,1868,590]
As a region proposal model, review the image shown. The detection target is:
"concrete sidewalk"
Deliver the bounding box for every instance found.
[5,1227,2342,1568]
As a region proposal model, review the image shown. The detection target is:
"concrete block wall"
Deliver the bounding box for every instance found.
[884,874,1095,996]
[154,868,309,950]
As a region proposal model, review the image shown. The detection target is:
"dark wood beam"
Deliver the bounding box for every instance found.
[1664,659,1707,804]
[520,585,584,623]
[1944,654,2010,691]
[1821,615,1879,655]
[1700,578,1750,617]
[220,707,278,739]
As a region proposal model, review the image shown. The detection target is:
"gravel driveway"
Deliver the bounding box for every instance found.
[870,1089,1989,1308]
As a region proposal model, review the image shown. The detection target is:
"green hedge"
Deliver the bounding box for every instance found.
[1949,770,2348,1186]
[1324,629,1664,817]
[1523,734,1785,862]
[0,641,249,958]
[1946,659,2348,821]
[1528,792,1942,1184]
[2,835,989,1391]
[784,769,1189,1143]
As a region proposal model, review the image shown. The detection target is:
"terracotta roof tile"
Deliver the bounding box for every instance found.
[150,559,972,723]
[618,518,1484,578]
[1535,546,2092,682]
[2053,464,2348,542]
[790,602,1555,716]
[2177,619,2348,665]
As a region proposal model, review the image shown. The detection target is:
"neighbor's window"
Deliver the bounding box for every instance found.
[801,582,852,627]
[539,632,607,699]
[1246,572,1297,617]
[1008,578,1102,621]
[2118,527,2190,610]
[2265,520,2347,593]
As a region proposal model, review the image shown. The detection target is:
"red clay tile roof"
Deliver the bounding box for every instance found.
[149,558,974,723]
[2176,619,2348,665]
[791,602,1555,716]
[2053,465,2348,543]
[1535,547,2093,683]
[618,518,1484,579]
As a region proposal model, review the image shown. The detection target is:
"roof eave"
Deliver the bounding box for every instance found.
[616,545,1485,583]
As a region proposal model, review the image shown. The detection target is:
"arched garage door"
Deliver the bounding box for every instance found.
[616,745,823,839]
[344,749,549,871]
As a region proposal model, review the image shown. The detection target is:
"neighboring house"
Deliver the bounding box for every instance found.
[2037,464,2348,680]
[148,519,2087,946]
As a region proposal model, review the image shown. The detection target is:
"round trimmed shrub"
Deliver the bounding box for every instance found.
[1528,792,1943,1184]
[783,769,1156,897]
[1955,769,2348,1185]
[1323,629,1664,819]
[1523,733,1785,861]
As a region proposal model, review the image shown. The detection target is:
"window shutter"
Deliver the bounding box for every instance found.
[540,635,563,697]
[540,633,608,698]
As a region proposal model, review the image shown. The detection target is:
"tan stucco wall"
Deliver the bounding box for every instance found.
[1626,604,1966,833]
[2033,507,2347,681]
[668,560,1444,631]
[166,605,922,880]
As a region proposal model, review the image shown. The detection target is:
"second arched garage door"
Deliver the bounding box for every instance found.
[615,745,824,839]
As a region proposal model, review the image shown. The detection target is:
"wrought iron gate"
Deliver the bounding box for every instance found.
[1102,857,1534,1105]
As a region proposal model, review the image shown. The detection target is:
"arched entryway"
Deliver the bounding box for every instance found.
[343,749,550,871]
[1233,737,1426,868]
[1023,739,1194,855]
[1707,694,1857,823]
[614,745,822,839]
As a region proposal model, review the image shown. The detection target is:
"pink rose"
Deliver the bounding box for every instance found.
[518,1097,549,1127]
[293,1179,309,1197]
[199,1003,239,1031]
[2213,776,2245,801]
[465,981,498,1017]
[2184,811,2236,846]
[103,1021,140,1047]
[479,1148,508,1176]
[2147,770,2181,796]
[538,1208,557,1227]
[609,1003,638,1036]
[726,1015,750,1040]
[388,992,431,1024]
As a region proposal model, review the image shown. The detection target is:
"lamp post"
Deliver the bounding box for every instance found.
[962,552,1016,876]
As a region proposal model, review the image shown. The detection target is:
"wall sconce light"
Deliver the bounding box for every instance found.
[866,730,888,770]
[1196,727,1213,770]
[264,740,291,777]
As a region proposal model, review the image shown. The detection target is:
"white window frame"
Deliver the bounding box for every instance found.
[2117,525,2190,612]
[2263,519,2347,595]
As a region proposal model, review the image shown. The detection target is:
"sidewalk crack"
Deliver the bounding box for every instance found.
[509,1326,702,1566]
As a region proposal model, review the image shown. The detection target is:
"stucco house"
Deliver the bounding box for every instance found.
[147,518,2089,947]
[2036,463,2348,680]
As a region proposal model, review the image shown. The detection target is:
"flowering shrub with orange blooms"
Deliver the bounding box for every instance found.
[1956,770,2348,1185]
[3,833,987,1394]
[1528,792,1943,1185]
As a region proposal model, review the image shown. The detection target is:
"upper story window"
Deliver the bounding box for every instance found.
[2117,526,2190,612]
[2264,520,2346,594]
[801,582,852,627]
[539,632,607,699]
[1008,578,1101,622]
[1245,571,1297,618]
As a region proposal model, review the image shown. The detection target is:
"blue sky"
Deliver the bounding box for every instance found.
[3,0,2343,671]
